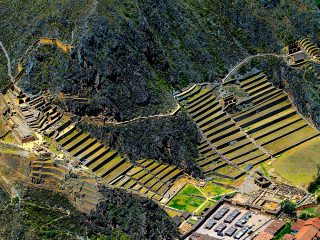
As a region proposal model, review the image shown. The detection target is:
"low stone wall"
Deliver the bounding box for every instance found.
[296,203,318,211]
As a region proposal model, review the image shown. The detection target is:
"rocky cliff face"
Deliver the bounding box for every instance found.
[79,112,203,177]
[3,0,319,120]
[1,0,320,178]
[237,56,320,129]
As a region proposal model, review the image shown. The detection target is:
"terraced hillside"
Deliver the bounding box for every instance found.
[54,124,183,201]
[177,73,319,178]
[234,72,319,155]
[15,93,183,202]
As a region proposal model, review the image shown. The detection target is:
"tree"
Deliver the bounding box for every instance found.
[281,200,296,216]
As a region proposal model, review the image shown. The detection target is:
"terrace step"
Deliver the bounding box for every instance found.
[178,86,201,101]
[194,103,222,123]
[102,162,133,183]
[70,138,97,156]
[77,142,104,160]
[198,156,219,167]
[138,174,154,185]
[84,147,110,164]
[264,126,319,155]
[186,91,214,109]
[115,176,131,187]
[204,121,235,138]
[64,133,91,152]
[126,167,143,177]
[199,145,212,155]
[214,132,246,149]
[58,129,80,146]
[88,150,118,171]
[201,115,231,133]
[187,95,216,114]
[161,169,182,183]
[157,184,170,196]
[145,162,161,172]
[56,125,76,142]
[250,87,278,103]
[219,139,251,155]
[123,180,137,189]
[94,156,126,176]
[245,108,297,135]
[152,194,163,202]
[224,142,259,160]
[257,121,309,146]
[151,181,165,192]
[190,101,219,119]
[198,111,226,128]
[239,72,264,87]
[206,126,240,143]
[253,90,283,106]
[232,151,266,165]
[237,154,270,166]
[202,162,228,173]
[140,160,155,168]
[238,102,292,129]
[234,94,288,122]
[132,169,149,181]
[145,178,160,189]
[250,115,302,140]
[242,76,268,92]
[156,166,176,180]
[198,143,210,151]
[248,82,273,96]
[151,164,169,176]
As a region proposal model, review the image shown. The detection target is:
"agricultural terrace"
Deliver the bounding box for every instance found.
[202,181,233,197]
[167,184,206,212]
[273,137,320,187]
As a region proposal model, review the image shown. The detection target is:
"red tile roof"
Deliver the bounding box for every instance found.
[282,234,295,240]
[265,220,285,236]
[292,219,306,232]
[254,231,274,240]
[295,225,319,240]
[305,218,320,230]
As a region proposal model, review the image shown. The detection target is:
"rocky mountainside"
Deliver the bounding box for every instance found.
[0,185,179,240]
[1,0,319,119]
[1,0,320,177]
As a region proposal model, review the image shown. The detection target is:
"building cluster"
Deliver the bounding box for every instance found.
[255,220,285,240]
[283,218,320,240]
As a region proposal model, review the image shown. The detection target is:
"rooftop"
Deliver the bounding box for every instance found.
[295,225,319,240]
[254,231,274,240]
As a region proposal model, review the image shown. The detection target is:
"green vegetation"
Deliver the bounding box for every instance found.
[297,205,320,219]
[0,185,179,239]
[202,182,232,197]
[196,201,215,215]
[281,200,296,217]
[308,164,320,193]
[274,138,320,186]
[180,184,203,195]
[168,184,206,212]
[260,163,269,177]
[273,222,291,240]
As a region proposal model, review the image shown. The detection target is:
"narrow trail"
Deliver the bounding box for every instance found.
[222,53,286,83]
[103,102,181,125]
[175,53,287,99]
[0,41,14,82]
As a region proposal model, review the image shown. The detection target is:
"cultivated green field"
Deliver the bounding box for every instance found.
[202,182,232,197]
[167,184,206,212]
[196,201,215,214]
[273,137,320,186]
